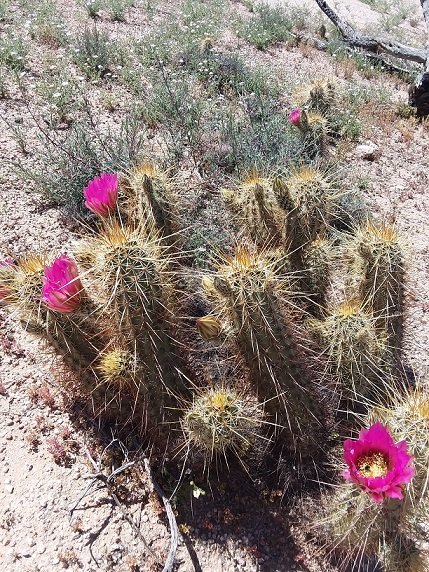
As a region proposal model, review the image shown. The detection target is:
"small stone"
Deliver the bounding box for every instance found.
[5,485,14,493]
[37,543,46,554]
[356,140,381,161]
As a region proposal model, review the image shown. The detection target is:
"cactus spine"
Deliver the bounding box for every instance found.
[222,172,283,246]
[182,385,265,466]
[307,300,386,403]
[204,244,327,455]
[75,220,189,433]
[353,222,405,363]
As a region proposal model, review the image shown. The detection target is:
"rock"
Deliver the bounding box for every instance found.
[356,140,381,161]
[5,485,14,493]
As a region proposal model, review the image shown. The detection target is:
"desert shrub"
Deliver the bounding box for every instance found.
[0,0,8,21]
[16,108,145,215]
[80,0,103,18]
[106,0,134,21]
[0,34,27,70]
[30,0,69,47]
[73,28,113,80]
[237,3,307,50]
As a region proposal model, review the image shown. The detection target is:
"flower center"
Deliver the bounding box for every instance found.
[357,452,389,478]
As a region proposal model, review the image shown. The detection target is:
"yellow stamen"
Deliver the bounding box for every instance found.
[357,452,389,478]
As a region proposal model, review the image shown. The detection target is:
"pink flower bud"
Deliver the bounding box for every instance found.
[42,255,82,314]
[288,108,302,126]
[342,422,414,503]
[83,173,119,217]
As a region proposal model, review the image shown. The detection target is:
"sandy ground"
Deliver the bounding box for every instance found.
[1,1,429,571]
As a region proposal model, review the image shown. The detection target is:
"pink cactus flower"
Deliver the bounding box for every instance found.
[288,108,303,127]
[42,255,82,314]
[342,422,414,503]
[83,173,119,217]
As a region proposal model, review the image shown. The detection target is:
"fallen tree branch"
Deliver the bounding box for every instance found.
[312,0,429,115]
[75,441,161,567]
[296,32,413,77]
[143,457,179,572]
[312,0,427,64]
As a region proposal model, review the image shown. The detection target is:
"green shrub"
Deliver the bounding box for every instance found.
[73,28,113,80]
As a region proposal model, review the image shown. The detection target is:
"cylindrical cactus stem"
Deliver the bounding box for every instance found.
[182,384,265,466]
[307,300,386,404]
[302,235,334,317]
[94,347,158,433]
[222,172,283,246]
[274,166,337,271]
[273,176,306,273]
[314,484,422,572]
[293,79,337,114]
[353,222,405,365]
[43,300,103,374]
[123,161,179,239]
[74,221,189,402]
[206,244,328,454]
[0,254,46,330]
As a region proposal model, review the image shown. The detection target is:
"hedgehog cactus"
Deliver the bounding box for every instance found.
[302,235,334,316]
[292,79,337,114]
[182,385,265,466]
[313,397,429,572]
[75,220,188,403]
[307,300,386,403]
[203,244,329,458]
[352,222,405,364]
[124,161,178,239]
[222,172,283,246]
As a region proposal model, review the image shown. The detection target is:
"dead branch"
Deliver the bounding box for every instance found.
[312,0,427,63]
[143,457,179,572]
[312,0,429,115]
[76,441,161,567]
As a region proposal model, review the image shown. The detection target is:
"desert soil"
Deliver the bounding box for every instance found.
[1,0,429,571]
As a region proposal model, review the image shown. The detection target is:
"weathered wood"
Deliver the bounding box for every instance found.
[313,0,429,115]
[313,0,427,63]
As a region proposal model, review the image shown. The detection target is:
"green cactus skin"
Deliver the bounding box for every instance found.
[206,244,329,456]
[302,236,334,317]
[182,385,265,466]
[124,161,179,240]
[307,300,386,404]
[354,222,405,366]
[222,172,283,246]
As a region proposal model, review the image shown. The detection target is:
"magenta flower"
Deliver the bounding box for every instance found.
[342,422,414,503]
[288,108,303,127]
[42,255,82,314]
[0,258,16,300]
[83,173,119,217]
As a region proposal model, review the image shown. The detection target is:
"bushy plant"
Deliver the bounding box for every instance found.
[73,28,113,80]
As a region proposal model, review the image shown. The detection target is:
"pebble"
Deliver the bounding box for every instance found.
[355,140,381,161]
[5,485,14,493]
[37,543,46,554]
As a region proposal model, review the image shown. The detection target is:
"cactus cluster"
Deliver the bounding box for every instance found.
[0,79,418,571]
